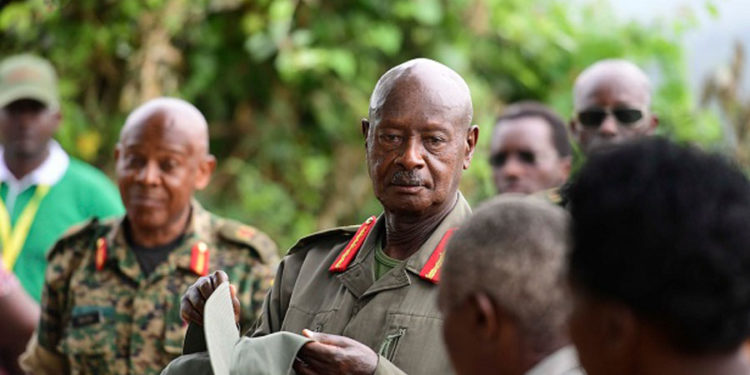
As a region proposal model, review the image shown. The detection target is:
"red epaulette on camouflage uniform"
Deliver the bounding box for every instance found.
[95,237,107,270]
[190,241,210,276]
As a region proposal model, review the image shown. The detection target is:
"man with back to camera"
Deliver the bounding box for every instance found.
[439,194,582,375]
[170,57,479,375]
[567,137,750,375]
[570,59,658,155]
[489,101,571,201]
[20,97,279,375]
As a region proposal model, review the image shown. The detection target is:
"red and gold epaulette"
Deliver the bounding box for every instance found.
[95,237,107,271]
[190,241,210,276]
[329,216,377,273]
[418,228,457,284]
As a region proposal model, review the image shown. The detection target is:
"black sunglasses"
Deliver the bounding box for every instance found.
[577,108,643,128]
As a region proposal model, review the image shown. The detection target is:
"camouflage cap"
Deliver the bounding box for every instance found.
[0,54,59,109]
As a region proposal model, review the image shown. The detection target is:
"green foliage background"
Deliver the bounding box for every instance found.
[0,0,721,250]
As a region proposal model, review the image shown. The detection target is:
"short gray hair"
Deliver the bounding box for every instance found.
[439,195,571,347]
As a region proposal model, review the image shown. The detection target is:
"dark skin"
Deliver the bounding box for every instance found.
[115,98,215,247]
[0,274,39,375]
[490,117,570,195]
[441,292,566,375]
[363,60,477,260]
[0,99,60,180]
[570,288,750,375]
[181,59,478,374]
[570,61,659,155]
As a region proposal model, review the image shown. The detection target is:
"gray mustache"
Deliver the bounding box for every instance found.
[391,170,423,186]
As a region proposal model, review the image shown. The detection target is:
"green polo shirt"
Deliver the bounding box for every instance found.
[1,158,123,301]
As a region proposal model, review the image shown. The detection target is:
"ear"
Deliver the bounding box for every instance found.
[601,302,639,360]
[647,113,659,134]
[463,125,479,170]
[113,143,121,164]
[559,156,572,181]
[50,109,62,133]
[472,292,499,340]
[361,118,370,148]
[569,118,580,138]
[194,154,216,190]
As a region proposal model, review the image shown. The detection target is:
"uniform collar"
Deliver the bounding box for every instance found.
[101,199,216,281]
[525,345,581,375]
[346,191,471,281]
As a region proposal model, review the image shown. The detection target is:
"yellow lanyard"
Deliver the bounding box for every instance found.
[0,184,50,270]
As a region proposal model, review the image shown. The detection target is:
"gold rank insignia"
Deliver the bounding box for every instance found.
[190,241,210,276]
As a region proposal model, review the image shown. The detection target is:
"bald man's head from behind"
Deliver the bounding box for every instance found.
[570,59,658,155]
[362,58,479,217]
[115,97,216,234]
[439,195,573,375]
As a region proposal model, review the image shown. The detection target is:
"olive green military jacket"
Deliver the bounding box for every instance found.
[171,193,470,374]
[21,201,279,375]
[252,193,469,374]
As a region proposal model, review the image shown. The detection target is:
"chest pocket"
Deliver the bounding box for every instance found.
[378,312,451,375]
[282,306,337,333]
[60,306,117,373]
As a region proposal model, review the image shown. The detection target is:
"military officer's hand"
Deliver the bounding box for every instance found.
[293,329,378,375]
[180,270,241,326]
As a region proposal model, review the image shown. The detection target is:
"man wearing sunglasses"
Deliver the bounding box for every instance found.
[489,101,571,197]
[570,59,659,155]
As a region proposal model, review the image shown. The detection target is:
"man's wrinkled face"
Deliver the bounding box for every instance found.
[0,99,59,158]
[490,117,569,195]
[572,76,656,154]
[364,100,472,216]
[115,111,207,231]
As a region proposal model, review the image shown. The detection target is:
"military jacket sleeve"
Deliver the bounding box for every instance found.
[249,227,357,337]
[20,219,104,375]
[214,219,279,333]
[375,355,408,375]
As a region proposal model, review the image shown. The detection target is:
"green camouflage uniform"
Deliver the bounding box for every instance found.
[22,201,278,375]
[171,193,471,375]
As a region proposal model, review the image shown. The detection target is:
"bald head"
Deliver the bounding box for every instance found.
[368,58,473,129]
[363,58,479,218]
[120,97,209,154]
[115,97,216,238]
[571,59,658,154]
[574,59,652,110]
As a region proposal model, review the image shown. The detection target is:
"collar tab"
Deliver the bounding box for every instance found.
[418,228,457,284]
[329,216,376,273]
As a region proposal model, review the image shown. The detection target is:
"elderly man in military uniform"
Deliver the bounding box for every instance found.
[569,59,659,155]
[20,97,278,375]
[175,58,478,375]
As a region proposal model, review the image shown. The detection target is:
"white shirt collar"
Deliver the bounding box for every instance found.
[0,140,69,189]
[526,345,583,375]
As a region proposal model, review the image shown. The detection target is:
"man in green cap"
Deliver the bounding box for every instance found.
[0,54,124,305]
